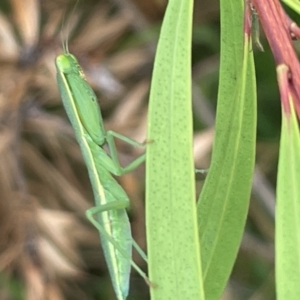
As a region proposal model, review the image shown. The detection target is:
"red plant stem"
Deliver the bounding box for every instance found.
[251,0,300,115]
[277,64,290,114]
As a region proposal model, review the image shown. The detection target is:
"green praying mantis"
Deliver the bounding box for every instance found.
[249,0,264,51]
[55,48,149,300]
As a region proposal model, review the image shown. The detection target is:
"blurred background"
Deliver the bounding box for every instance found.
[0,0,299,299]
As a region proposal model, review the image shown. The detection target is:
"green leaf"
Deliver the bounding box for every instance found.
[276,98,300,299]
[197,0,257,298]
[146,0,204,299]
[282,0,300,15]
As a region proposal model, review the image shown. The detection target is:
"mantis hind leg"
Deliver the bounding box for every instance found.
[85,202,149,283]
[132,239,148,263]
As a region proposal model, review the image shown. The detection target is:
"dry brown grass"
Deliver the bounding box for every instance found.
[0,0,167,299]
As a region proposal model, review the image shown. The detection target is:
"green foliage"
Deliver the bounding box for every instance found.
[146,0,257,298]
[146,0,204,299]
[276,98,300,299]
[197,0,256,298]
[282,0,300,15]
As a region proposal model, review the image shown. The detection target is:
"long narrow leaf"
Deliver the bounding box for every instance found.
[276,93,300,299]
[146,0,204,299]
[197,0,257,298]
